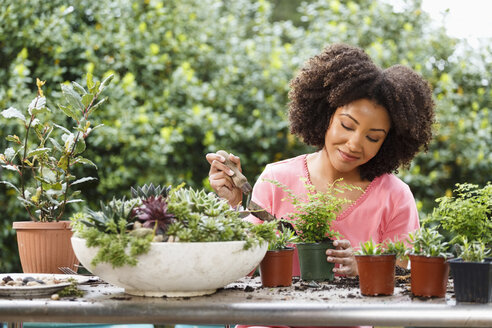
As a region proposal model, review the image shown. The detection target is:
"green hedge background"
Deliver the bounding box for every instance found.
[1,0,490,272]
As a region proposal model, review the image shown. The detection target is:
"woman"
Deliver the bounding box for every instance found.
[206,43,435,277]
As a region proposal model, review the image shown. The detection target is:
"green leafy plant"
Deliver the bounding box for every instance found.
[456,237,490,263]
[356,238,407,259]
[430,182,492,247]
[408,226,452,259]
[267,178,360,243]
[0,74,113,222]
[71,184,277,267]
[268,223,299,251]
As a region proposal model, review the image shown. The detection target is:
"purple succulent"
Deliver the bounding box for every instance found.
[132,196,175,234]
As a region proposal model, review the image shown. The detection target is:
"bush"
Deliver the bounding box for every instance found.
[1,0,490,271]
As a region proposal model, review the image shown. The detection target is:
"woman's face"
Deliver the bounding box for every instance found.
[324,98,391,176]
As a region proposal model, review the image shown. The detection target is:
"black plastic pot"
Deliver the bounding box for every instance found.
[448,258,492,303]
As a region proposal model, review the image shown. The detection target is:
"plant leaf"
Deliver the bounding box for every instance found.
[72,81,87,95]
[81,93,93,108]
[58,104,79,121]
[61,84,84,111]
[0,180,20,192]
[1,165,18,172]
[74,156,97,168]
[1,107,26,122]
[70,177,97,186]
[53,123,71,134]
[27,147,51,158]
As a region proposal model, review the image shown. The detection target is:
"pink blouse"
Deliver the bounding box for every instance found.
[247,154,420,276]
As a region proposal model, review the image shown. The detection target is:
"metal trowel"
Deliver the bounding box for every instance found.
[216,150,277,222]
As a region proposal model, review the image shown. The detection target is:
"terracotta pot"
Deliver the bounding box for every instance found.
[259,247,294,287]
[355,254,396,296]
[296,241,335,281]
[13,221,79,274]
[449,258,492,303]
[409,254,449,298]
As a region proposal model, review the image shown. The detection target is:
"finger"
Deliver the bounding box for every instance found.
[326,248,353,258]
[228,153,242,172]
[326,255,354,266]
[209,172,235,191]
[333,265,358,277]
[209,160,234,176]
[333,239,352,249]
[205,153,224,165]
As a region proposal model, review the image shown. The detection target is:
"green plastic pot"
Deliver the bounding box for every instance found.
[296,241,335,281]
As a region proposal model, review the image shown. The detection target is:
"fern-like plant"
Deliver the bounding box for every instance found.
[266,178,360,243]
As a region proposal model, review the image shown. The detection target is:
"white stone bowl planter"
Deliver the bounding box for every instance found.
[71,236,267,297]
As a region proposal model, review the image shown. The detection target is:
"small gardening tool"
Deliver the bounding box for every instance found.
[216,150,277,222]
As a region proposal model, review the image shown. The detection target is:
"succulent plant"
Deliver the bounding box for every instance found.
[79,197,137,233]
[132,195,176,236]
[131,183,171,199]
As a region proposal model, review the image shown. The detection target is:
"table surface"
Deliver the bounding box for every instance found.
[0,275,491,327]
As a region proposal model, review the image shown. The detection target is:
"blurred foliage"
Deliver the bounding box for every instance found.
[0,0,490,272]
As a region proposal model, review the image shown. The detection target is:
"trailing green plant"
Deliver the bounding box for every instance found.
[430,182,492,247]
[456,237,491,263]
[267,178,360,243]
[356,238,407,259]
[408,226,452,259]
[0,74,113,222]
[71,184,277,267]
[268,223,299,251]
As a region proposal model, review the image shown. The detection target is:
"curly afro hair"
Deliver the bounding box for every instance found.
[288,43,435,181]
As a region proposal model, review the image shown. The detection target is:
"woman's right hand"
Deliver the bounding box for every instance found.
[205,152,243,207]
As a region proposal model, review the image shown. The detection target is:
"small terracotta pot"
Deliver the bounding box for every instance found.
[355,254,396,296]
[13,221,79,273]
[259,247,294,287]
[409,254,449,298]
[296,241,335,281]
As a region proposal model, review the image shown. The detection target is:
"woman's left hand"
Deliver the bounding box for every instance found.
[326,239,358,277]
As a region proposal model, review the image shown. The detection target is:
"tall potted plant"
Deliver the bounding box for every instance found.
[407,226,452,298]
[0,73,113,273]
[355,239,407,296]
[259,223,298,287]
[268,178,358,281]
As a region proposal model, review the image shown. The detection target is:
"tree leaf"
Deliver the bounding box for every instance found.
[27,147,51,158]
[53,123,71,134]
[28,96,47,115]
[1,107,26,122]
[61,84,84,111]
[0,180,20,192]
[74,156,97,168]
[58,104,79,121]
[81,93,93,108]
[99,74,114,92]
[72,81,87,95]
[70,177,97,186]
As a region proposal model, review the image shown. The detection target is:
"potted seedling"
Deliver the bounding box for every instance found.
[448,238,491,303]
[0,74,113,273]
[408,226,452,298]
[70,184,277,297]
[355,238,407,296]
[259,222,299,287]
[268,178,359,281]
